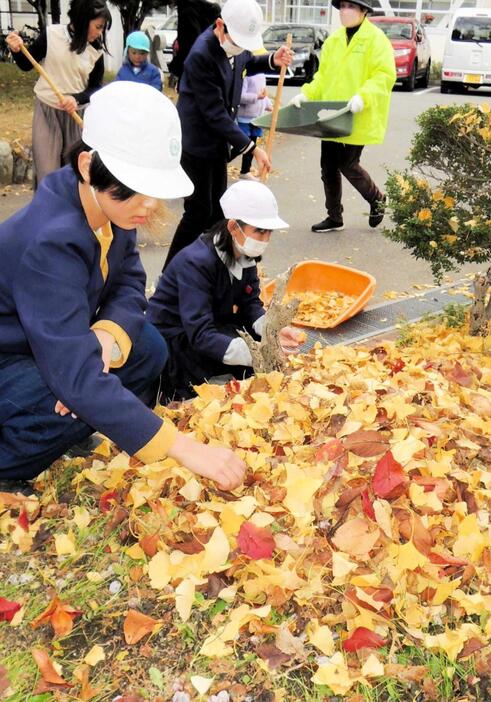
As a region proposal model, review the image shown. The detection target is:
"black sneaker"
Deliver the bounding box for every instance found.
[369,195,386,228]
[65,434,102,459]
[311,217,345,233]
[0,479,35,497]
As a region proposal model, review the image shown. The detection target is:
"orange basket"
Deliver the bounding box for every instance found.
[262,261,376,329]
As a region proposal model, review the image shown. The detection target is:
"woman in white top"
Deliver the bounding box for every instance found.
[7,0,111,187]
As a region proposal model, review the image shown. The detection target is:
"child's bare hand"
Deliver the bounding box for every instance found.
[167,434,246,491]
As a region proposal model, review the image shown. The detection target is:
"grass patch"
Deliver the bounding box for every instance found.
[0,63,176,146]
[0,62,36,143]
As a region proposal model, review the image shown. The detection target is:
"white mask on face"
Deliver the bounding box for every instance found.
[221,39,244,57]
[234,223,269,257]
[340,6,363,27]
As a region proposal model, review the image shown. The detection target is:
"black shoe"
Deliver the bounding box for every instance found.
[65,434,102,459]
[369,195,386,228]
[311,217,344,233]
[0,479,35,497]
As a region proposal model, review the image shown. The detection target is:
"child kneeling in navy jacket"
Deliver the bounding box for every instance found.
[0,82,245,495]
[147,181,302,401]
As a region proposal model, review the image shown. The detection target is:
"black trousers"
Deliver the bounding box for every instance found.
[163,150,228,269]
[320,141,382,222]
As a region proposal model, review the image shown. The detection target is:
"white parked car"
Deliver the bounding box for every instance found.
[154,14,178,72]
[441,8,491,93]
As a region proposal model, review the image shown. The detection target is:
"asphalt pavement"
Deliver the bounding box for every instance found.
[140,83,490,302]
[1,83,489,304]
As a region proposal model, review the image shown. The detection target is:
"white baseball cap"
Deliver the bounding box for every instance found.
[220,181,289,230]
[221,0,264,51]
[82,82,193,200]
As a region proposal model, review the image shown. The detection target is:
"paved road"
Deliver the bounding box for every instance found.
[1,84,489,303]
[141,83,490,301]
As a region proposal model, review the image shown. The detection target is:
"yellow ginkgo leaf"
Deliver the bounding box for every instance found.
[175,578,195,623]
[307,619,335,656]
[312,652,355,694]
[190,675,214,696]
[54,532,76,556]
[84,644,105,666]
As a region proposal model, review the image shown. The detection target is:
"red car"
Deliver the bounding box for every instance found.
[369,16,432,91]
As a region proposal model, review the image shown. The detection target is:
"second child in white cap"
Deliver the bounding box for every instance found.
[162,0,294,268]
[0,81,245,495]
[148,180,303,401]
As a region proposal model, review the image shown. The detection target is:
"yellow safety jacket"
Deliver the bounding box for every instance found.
[301,18,396,145]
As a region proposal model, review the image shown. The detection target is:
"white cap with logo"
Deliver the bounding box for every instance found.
[221,0,264,51]
[220,180,289,230]
[82,81,193,200]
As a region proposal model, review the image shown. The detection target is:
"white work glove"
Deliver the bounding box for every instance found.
[348,94,364,113]
[289,93,307,109]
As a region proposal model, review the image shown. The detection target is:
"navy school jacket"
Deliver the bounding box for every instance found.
[0,167,173,460]
[177,27,277,159]
[147,235,265,361]
[115,59,162,91]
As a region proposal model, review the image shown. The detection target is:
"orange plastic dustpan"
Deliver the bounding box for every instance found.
[262,260,376,329]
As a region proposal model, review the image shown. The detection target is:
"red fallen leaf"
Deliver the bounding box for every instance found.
[237,522,275,560]
[372,451,408,499]
[361,489,376,521]
[0,665,11,696]
[139,532,160,557]
[0,597,21,622]
[123,609,158,645]
[31,596,82,638]
[255,643,291,669]
[99,489,119,513]
[367,586,394,604]
[458,637,484,660]
[343,430,389,457]
[429,551,468,567]
[342,627,386,652]
[315,438,345,463]
[32,648,72,687]
[225,378,241,395]
[17,509,29,532]
[386,358,405,375]
[445,361,473,387]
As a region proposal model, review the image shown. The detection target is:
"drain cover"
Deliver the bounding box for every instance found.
[298,282,472,350]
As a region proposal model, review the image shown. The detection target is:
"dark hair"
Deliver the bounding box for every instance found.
[203,218,261,265]
[68,0,112,54]
[68,140,136,201]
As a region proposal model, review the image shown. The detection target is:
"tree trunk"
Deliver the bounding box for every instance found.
[238,267,300,374]
[469,267,491,337]
[50,0,61,24]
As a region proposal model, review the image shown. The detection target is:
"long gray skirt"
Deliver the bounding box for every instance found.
[32,98,83,188]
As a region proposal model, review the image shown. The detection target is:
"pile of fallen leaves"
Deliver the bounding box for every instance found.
[284,290,357,327]
[1,319,491,701]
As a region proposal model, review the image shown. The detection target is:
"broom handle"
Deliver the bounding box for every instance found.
[261,32,292,184]
[20,44,84,127]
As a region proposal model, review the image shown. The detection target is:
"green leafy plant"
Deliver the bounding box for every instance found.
[385,102,491,335]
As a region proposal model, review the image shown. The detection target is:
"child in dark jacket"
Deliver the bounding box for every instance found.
[147,180,303,402]
[116,31,162,91]
[0,81,245,496]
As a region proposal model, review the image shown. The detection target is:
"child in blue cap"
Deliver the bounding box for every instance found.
[116,31,162,91]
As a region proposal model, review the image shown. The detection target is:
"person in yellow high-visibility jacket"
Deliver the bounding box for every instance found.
[290,0,396,232]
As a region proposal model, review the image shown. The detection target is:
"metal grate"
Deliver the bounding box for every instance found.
[297,281,472,350]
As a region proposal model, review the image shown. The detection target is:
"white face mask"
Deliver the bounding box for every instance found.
[340,6,364,27]
[234,223,269,258]
[221,39,244,57]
